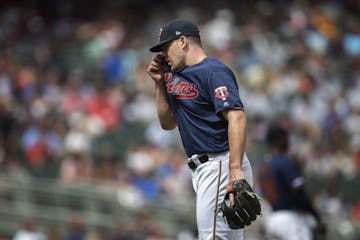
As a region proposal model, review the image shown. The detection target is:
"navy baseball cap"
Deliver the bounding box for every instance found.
[149,19,200,52]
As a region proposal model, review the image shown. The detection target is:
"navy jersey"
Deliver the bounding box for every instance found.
[258,153,305,211]
[164,57,244,157]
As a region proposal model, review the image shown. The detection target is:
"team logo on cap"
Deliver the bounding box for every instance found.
[158,28,163,40]
[215,86,229,100]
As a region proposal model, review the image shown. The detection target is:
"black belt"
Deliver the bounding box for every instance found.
[187,154,209,170]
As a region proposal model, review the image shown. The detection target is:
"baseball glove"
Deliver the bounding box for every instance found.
[220,179,262,229]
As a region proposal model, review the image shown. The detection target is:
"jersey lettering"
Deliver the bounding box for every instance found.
[164,72,172,83]
[167,77,199,99]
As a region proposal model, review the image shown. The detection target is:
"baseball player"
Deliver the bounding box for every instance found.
[258,123,326,240]
[146,19,260,240]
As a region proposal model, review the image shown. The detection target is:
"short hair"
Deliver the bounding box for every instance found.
[188,36,202,48]
[265,123,288,146]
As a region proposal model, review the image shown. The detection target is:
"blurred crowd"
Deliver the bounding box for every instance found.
[0,0,359,239]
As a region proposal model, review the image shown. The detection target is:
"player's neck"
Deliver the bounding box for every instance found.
[185,48,207,66]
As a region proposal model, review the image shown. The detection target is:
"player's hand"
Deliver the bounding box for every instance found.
[228,169,245,206]
[147,54,166,84]
[226,183,236,206]
[226,177,244,206]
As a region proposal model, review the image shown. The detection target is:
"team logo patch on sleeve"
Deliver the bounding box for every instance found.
[215,86,229,100]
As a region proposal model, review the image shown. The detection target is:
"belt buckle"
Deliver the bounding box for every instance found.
[190,154,202,167]
[188,154,202,170]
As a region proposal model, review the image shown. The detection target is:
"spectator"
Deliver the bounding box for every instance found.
[12,219,45,240]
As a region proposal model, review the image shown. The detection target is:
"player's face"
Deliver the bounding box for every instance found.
[161,37,186,71]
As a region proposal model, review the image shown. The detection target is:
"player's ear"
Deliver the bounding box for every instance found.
[179,36,189,50]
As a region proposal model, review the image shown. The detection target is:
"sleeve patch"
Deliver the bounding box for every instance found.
[291,177,304,189]
[215,86,229,100]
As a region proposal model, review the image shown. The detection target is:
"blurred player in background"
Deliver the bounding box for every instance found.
[258,123,326,240]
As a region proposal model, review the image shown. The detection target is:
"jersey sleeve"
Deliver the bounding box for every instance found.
[207,70,244,114]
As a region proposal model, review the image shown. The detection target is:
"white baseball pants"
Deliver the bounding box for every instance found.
[191,151,253,240]
[264,210,313,240]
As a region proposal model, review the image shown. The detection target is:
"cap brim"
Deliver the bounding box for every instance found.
[149,40,171,52]
[149,38,175,52]
[149,44,164,52]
